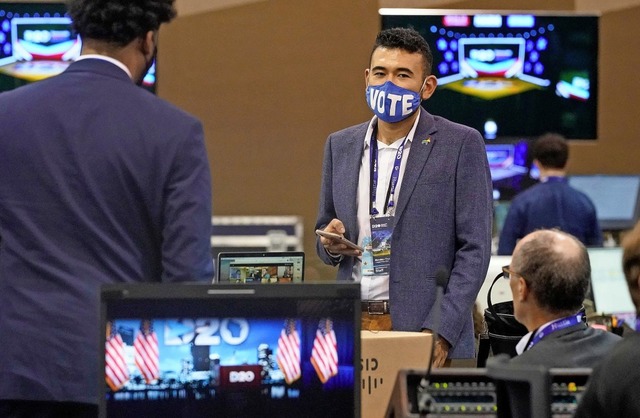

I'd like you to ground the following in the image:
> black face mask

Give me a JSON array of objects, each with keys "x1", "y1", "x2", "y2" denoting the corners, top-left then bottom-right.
[{"x1": 137, "y1": 46, "x2": 156, "y2": 86}]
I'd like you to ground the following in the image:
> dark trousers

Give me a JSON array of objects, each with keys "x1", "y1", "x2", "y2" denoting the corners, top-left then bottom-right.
[{"x1": 0, "y1": 400, "x2": 98, "y2": 418}]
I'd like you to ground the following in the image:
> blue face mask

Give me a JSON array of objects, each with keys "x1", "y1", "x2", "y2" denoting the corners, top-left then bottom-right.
[{"x1": 365, "y1": 80, "x2": 425, "y2": 123}]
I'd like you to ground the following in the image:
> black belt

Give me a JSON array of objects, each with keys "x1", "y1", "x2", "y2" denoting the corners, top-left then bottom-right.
[{"x1": 362, "y1": 300, "x2": 390, "y2": 315}]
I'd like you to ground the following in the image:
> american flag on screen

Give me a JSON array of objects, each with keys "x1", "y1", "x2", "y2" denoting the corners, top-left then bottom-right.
[
  {"x1": 276, "y1": 319, "x2": 301, "y2": 384},
  {"x1": 134, "y1": 319, "x2": 160, "y2": 384},
  {"x1": 310, "y1": 318, "x2": 338, "y2": 383},
  {"x1": 105, "y1": 321, "x2": 130, "y2": 392}
]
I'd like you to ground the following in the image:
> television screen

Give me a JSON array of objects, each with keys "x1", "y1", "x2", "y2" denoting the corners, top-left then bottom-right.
[
  {"x1": 486, "y1": 141, "x2": 539, "y2": 201},
  {"x1": 380, "y1": 9, "x2": 599, "y2": 140},
  {"x1": 0, "y1": 2, "x2": 156, "y2": 93},
  {"x1": 568, "y1": 175, "x2": 640, "y2": 231},
  {"x1": 100, "y1": 283, "x2": 360, "y2": 418},
  {"x1": 217, "y1": 251, "x2": 305, "y2": 283}
]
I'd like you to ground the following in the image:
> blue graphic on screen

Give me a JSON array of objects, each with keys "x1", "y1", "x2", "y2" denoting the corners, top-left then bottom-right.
[
  {"x1": 105, "y1": 317, "x2": 355, "y2": 402},
  {"x1": 382, "y1": 11, "x2": 598, "y2": 139},
  {"x1": 0, "y1": 3, "x2": 156, "y2": 93}
]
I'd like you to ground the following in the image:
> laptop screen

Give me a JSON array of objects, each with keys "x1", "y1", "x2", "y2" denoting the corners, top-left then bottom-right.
[
  {"x1": 216, "y1": 251, "x2": 305, "y2": 283},
  {"x1": 99, "y1": 283, "x2": 360, "y2": 418},
  {"x1": 588, "y1": 247, "x2": 635, "y2": 317}
]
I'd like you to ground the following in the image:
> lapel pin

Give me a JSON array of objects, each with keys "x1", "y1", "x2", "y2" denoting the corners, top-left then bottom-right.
[{"x1": 421, "y1": 137, "x2": 431, "y2": 145}]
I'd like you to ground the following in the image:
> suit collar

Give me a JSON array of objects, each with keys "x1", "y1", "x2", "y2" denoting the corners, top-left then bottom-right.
[
  {"x1": 392, "y1": 107, "x2": 437, "y2": 221},
  {"x1": 340, "y1": 109, "x2": 436, "y2": 233},
  {"x1": 75, "y1": 54, "x2": 132, "y2": 78},
  {"x1": 64, "y1": 58, "x2": 133, "y2": 84},
  {"x1": 339, "y1": 123, "x2": 368, "y2": 238},
  {"x1": 363, "y1": 110, "x2": 422, "y2": 148}
]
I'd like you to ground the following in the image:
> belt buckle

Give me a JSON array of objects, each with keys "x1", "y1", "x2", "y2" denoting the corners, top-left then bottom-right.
[{"x1": 367, "y1": 301, "x2": 385, "y2": 315}]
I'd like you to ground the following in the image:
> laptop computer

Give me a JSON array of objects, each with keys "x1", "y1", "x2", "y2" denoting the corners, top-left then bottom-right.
[
  {"x1": 99, "y1": 282, "x2": 361, "y2": 418},
  {"x1": 588, "y1": 247, "x2": 636, "y2": 320},
  {"x1": 216, "y1": 251, "x2": 305, "y2": 283}
]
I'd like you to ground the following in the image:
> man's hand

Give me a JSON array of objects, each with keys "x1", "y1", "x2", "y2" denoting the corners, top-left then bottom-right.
[
  {"x1": 422, "y1": 330, "x2": 451, "y2": 368},
  {"x1": 318, "y1": 218, "x2": 361, "y2": 256}
]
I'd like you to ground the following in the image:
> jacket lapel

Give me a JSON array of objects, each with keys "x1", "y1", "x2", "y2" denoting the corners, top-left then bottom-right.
[
  {"x1": 393, "y1": 109, "x2": 437, "y2": 223},
  {"x1": 337, "y1": 123, "x2": 367, "y2": 237}
]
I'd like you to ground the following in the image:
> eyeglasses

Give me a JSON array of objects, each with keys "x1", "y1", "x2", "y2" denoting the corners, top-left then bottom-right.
[{"x1": 502, "y1": 265, "x2": 521, "y2": 280}]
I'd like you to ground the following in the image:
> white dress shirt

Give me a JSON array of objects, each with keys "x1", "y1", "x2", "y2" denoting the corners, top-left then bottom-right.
[{"x1": 353, "y1": 110, "x2": 421, "y2": 301}]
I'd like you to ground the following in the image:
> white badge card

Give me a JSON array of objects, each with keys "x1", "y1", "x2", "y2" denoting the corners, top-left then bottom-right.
[{"x1": 370, "y1": 215, "x2": 393, "y2": 275}]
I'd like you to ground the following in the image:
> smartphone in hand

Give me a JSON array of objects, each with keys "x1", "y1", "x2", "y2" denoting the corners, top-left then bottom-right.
[{"x1": 315, "y1": 229, "x2": 364, "y2": 252}]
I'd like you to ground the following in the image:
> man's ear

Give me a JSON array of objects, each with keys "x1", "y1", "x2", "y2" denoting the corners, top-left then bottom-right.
[
  {"x1": 516, "y1": 276, "x2": 529, "y2": 302},
  {"x1": 140, "y1": 30, "x2": 155, "y2": 56},
  {"x1": 421, "y1": 75, "x2": 438, "y2": 100}
]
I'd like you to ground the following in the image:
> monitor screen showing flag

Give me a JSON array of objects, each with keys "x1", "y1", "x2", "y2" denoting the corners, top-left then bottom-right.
[{"x1": 99, "y1": 283, "x2": 360, "y2": 418}]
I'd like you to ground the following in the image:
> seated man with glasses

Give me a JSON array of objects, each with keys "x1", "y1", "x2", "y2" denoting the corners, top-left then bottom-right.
[{"x1": 505, "y1": 229, "x2": 621, "y2": 367}]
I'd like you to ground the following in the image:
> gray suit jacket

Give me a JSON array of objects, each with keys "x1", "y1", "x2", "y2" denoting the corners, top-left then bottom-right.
[
  {"x1": 315, "y1": 108, "x2": 492, "y2": 358},
  {"x1": 510, "y1": 322, "x2": 622, "y2": 368}
]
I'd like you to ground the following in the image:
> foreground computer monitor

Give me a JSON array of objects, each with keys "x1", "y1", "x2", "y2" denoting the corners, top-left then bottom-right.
[{"x1": 99, "y1": 282, "x2": 361, "y2": 418}]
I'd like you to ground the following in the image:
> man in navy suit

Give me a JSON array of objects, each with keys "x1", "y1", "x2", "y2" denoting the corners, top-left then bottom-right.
[
  {"x1": 498, "y1": 133, "x2": 603, "y2": 255},
  {"x1": 315, "y1": 28, "x2": 492, "y2": 366},
  {"x1": 0, "y1": 0, "x2": 213, "y2": 416},
  {"x1": 507, "y1": 229, "x2": 620, "y2": 367}
]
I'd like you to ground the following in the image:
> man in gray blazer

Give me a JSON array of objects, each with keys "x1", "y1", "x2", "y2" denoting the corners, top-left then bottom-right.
[
  {"x1": 0, "y1": 0, "x2": 213, "y2": 416},
  {"x1": 315, "y1": 28, "x2": 492, "y2": 366},
  {"x1": 506, "y1": 229, "x2": 620, "y2": 367}
]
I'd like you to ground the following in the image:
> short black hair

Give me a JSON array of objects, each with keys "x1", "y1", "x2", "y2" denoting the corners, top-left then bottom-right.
[
  {"x1": 67, "y1": 0, "x2": 176, "y2": 46},
  {"x1": 513, "y1": 230, "x2": 590, "y2": 315},
  {"x1": 532, "y1": 133, "x2": 569, "y2": 169},
  {"x1": 370, "y1": 27, "x2": 433, "y2": 77}
]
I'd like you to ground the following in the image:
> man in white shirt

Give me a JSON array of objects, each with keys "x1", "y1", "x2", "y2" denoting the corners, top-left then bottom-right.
[{"x1": 315, "y1": 27, "x2": 493, "y2": 367}]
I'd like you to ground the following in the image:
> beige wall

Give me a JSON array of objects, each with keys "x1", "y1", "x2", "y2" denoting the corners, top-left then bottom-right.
[{"x1": 158, "y1": 0, "x2": 640, "y2": 279}]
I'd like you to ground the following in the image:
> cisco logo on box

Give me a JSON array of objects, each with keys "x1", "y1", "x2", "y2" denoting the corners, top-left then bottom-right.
[
  {"x1": 361, "y1": 357, "x2": 384, "y2": 396},
  {"x1": 220, "y1": 365, "x2": 262, "y2": 389}
]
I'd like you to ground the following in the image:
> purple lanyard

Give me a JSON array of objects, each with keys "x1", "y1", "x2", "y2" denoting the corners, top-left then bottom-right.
[
  {"x1": 526, "y1": 313, "x2": 583, "y2": 351},
  {"x1": 369, "y1": 129, "x2": 408, "y2": 216}
]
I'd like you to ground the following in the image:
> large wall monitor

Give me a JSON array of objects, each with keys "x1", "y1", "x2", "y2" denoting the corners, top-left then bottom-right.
[
  {"x1": 0, "y1": 2, "x2": 156, "y2": 93},
  {"x1": 380, "y1": 9, "x2": 599, "y2": 140}
]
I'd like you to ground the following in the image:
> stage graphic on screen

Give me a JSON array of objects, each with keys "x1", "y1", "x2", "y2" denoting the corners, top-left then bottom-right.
[
  {"x1": 0, "y1": 3, "x2": 156, "y2": 93},
  {"x1": 382, "y1": 10, "x2": 599, "y2": 139},
  {"x1": 104, "y1": 317, "x2": 354, "y2": 406}
]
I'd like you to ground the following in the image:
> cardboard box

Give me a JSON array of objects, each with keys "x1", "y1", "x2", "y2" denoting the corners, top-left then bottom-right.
[{"x1": 361, "y1": 330, "x2": 432, "y2": 418}]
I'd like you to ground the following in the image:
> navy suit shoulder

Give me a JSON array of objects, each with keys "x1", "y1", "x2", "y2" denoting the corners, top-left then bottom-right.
[{"x1": 498, "y1": 179, "x2": 603, "y2": 255}]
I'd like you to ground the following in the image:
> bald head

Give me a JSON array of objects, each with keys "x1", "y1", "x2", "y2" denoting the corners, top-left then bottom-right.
[
  {"x1": 515, "y1": 230, "x2": 584, "y2": 262},
  {"x1": 512, "y1": 229, "x2": 590, "y2": 315}
]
